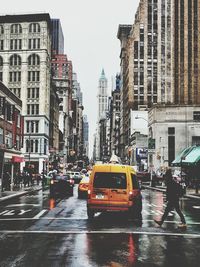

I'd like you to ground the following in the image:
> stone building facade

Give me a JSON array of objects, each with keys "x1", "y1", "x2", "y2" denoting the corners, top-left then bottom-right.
[{"x1": 0, "y1": 13, "x2": 52, "y2": 173}]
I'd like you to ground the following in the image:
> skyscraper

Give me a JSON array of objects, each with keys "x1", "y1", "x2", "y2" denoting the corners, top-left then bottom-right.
[
  {"x1": 51, "y1": 19, "x2": 64, "y2": 54},
  {"x1": 174, "y1": 0, "x2": 200, "y2": 105},
  {"x1": 97, "y1": 69, "x2": 108, "y2": 120}
]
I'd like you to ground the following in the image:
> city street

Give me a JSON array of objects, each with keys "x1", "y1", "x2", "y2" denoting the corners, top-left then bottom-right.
[{"x1": 0, "y1": 186, "x2": 199, "y2": 266}]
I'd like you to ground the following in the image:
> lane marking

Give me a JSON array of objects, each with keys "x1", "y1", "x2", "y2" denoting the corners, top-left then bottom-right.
[
  {"x1": 6, "y1": 204, "x2": 40, "y2": 207},
  {"x1": 33, "y1": 209, "x2": 47, "y2": 219},
  {"x1": 0, "y1": 230, "x2": 199, "y2": 238},
  {"x1": 0, "y1": 210, "x2": 9, "y2": 216},
  {"x1": 18, "y1": 209, "x2": 32, "y2": 216},
  {"x1": 0, "y1": 217, "x2": 199, "y2": 225}
]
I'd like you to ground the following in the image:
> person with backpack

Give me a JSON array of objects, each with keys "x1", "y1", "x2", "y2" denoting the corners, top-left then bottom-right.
[{"x1": 154, "y1": 168, "x2": 187, "y2": 228}]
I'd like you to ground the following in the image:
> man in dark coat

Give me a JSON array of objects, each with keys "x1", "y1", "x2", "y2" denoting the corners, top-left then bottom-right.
[{"x1": 154, "y1": 168, "x2": 187, "y2": 228}]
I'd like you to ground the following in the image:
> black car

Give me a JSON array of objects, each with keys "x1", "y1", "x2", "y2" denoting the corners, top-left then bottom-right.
[{"x1": 50, "y1": 174, "x2": 74, "y2": 197}]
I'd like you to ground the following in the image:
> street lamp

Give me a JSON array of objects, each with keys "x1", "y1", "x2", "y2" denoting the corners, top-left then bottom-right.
[{"x1": 135, "y1": 115, "x2": 148, "y2": 123}]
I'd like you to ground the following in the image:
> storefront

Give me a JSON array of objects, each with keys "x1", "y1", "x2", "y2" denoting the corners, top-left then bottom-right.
[{"x1": 0, "y1": 148, "x2": 24, "y2": 191}]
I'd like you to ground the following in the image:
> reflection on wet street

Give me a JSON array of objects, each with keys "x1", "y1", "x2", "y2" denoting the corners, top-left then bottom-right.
[{"x1": 0, "y1": 186, "x2": 200, "y2": 266}]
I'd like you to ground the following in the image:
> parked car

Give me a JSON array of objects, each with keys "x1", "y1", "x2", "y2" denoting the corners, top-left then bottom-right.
[
  {"x1": 87, "y1": 163, "x2": 142, "y2": 219},
  {"x1": 78, "y1": 174, "x2": 90, "y2": 199},
  {"x1": 50, "y1": 174, "x2": 74, "y2": 197}
]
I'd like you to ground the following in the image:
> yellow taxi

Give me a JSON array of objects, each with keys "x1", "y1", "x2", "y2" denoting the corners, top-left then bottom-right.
[
  {"x1": 78, "y1": 174, "x2": 90, "y2": 198},
  {"x1": 87, "y1": 162, "x2": 142, "y2": 219}
]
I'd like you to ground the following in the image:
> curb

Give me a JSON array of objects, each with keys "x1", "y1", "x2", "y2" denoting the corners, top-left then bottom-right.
[
  {"x1": 0, "y1": 186, "x2": 43, "y2": 203},
  {"x1": 143, "y1": 185, "x2": 200, "y2": 201}
]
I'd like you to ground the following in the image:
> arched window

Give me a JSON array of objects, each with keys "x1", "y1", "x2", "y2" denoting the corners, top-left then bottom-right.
[
  {"x1": 28, "y1": 54, "x2": 40, "y2": 65},
  {"x1": 11, "y1": 24, "x2": 22, "y2": 34},
  {"x1": 0, "y1": 25, "x2": 4, "y2": 34},
  {"x1": 29, "y1": 23, "x2": 40, "y2": 33},
  {"x1": 0, "y1": 56, "x2": 3, "y2": 66},
  {"x1": 10, "y1": 54, "x2": 21, "y2": 66}
]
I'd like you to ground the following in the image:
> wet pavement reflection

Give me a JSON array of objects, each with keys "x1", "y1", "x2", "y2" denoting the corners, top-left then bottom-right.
[{"x1": 0, "y1": 186, "x2": 199, "y2": 266}]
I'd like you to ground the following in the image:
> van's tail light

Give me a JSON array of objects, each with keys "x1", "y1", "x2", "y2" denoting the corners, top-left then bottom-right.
[
  {"x1": 129, "y1": 190, "x2": 139, "y2": 200},
  {"x1": 50, "y1": 180, "x2": 54, "y2": 185},
  {"x1": 87, "y1": 189, "x2": 91, "y2": 199}
]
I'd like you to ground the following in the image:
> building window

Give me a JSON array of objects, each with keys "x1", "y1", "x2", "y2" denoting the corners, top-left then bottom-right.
[
  {"x1": 168, "y1": 127, "x2": 175, "y2": 135},
  {"x1": 0, "y1": 25, "x2": 4, "y2": 34},
  {"x1": 9, "y1": 72, "x2": 21, "y2": 82},
  {"x1": 168, "y1": 135, "x2": 175, "y2": 165},
  {"x1": 26, "y1": 139, "x2": 39, "y2": 153},
  {"x1": 193, "y1": 111, "x2": 200, "y2": 121},
  {"x1": 26, "y1": 120, "x2": 39, "y2": 133},
  {"x1": 192, "y1": 136, "x2": 200, "y2": 146},
  {"x1": 28, "y1": 54, "x2": 40, "y2": 65},
  {"x1": 29, "y1": 23, "x2": 40, "y2": 33},
  {"x1": 28, "y1": 39, "x2": 40, "y2": 49},
  {"x1": 28, "y1": 71, "x2": 40, "y2": 82},
  {"x1": 10, "y1": 54, "x2": 21, "y2": 66},
  {"x1": 27, "y1": 104, "x2": 39, "y2": 115},
  {"x1": 10, "y1": 39, "x2": 22, "y2": 50},
  {"x1": 0, "y1": 72, "x2": 2, "y2": 81},
  {"x1": 0, "y1": 40, "x2": 3, "y2": 50},
  {"x1": 11, "y1": 24, "x2": 22, "y2": 34},
  {"x1": 27, "y1": 88, "x2": 39, "y2": 99},
  {"x1": 134, "y1": 41, "x2": 138, "y2": 59},
  {"x1": 0, "y1": 56, "x2": 3, "y2": 66}
]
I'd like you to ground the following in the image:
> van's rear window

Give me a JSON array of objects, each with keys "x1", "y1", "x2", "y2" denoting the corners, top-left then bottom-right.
[{"x1": 93, "y1": 172, "x2": 127, "y2": 189}]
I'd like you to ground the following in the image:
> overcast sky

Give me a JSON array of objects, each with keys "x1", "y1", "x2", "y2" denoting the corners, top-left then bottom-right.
[{"x1": 1, "y1": 0, "x2": 140, "y2": 157}]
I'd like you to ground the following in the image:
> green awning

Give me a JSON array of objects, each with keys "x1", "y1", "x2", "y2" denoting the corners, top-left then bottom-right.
[
  {"x1": 182, "y1": 146, "x2": 200, "y2": 165},
  {"x1": 172, "y1": 146, "x2": 195, "y2": 166},
  {"x1": 172, "y1": 146, "x2": 200, "y2": 166}
]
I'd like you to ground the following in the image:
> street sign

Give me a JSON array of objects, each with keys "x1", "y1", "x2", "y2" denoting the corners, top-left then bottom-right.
[{"x1": 148, "y1": 149, "x2": 155, "y2": 154}]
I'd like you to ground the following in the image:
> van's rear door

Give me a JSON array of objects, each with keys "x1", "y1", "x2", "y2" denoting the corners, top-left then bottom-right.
[
  {"x1": 91, "y1": 171, "x2": 129, "y2": 207},
  {"x1": 109, "y1": 172, "x2": 129, "y2": 207}
]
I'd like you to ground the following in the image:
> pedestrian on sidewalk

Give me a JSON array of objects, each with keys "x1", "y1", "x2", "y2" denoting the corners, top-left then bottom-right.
[{"x1": 154, "y1": 168, "x2": 187, "y2": 229}]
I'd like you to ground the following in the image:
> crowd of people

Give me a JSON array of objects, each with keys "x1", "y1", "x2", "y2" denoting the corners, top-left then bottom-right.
[{"x1": 2, "y1": 169, "x2": 42, "y2": 191}]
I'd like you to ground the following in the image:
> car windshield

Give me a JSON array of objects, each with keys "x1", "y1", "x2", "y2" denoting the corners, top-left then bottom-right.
[
  {"x1": 55, "y1": 175, "x2": 70, "y2": 180},
  {"x1": 93, "y1": 172, "x2": 127, "y2": 189}
]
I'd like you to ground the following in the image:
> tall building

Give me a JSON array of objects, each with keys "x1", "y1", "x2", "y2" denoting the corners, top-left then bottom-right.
[
  {"x1": 122, "y1": 0, "x2": 200, "y2": 169},
  {"x1": 117, "y1": 25, "x2": 132, "y2": 160},
  {"x1": 95, "y1": 69, "x2": 108, "y2": 160},
  {"x1": 83, "y1": 115, "x2": 89, "y2": 157},
  {"x1": 97, "y1": 69, "x2": 108, "y2": 120},
  {"x1": 0, "y1": 13, "x2": 52, "y2": 173},
  {"x1": 51, "y1": 19, "x2": 64, "y2": 54},
  {"x1": 51, "y1": 54, "x2": 73, "y2": 163},
  {"x1": 109, "y1": 74, "x2": 121, "y2": 156},
  {"x1": 174, "y1": 0, "x2": 200, "y2": 105}
]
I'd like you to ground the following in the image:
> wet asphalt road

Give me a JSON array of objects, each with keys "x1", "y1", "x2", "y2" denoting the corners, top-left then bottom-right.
[{"x1": 0, "y1": 186, "x2": 200, "y2": 267}]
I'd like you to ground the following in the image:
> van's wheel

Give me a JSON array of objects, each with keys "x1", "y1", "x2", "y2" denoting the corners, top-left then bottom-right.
[{"x1": 87, "y1": 208, "x2": 95, "y2": 219}]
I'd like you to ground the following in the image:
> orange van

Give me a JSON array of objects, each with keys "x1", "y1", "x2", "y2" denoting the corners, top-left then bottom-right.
[{"x1": 87, "y1": 163, "x2": 142, "y2": 219}]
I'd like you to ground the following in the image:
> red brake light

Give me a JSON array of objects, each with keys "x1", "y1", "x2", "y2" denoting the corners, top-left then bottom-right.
[
  {"x1": 50, "y1": 180, "x2": 54, "y2": 185},
  {"x1": 129, "y1": 190, "x2": 139, "y2": 200}
]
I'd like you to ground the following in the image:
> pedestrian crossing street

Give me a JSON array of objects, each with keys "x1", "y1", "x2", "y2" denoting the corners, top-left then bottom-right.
[{"x1": 0, "y1": 202, "x2": 185, "y2": 219}]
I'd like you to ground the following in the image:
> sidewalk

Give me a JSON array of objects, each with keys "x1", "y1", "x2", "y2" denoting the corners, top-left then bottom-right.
[
  {"x1": 0, "y1": 184, "x2": 44, "y2": 203},
  {"x1": 144, "y1": 184, "x2": 200, "y2": 201}
]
